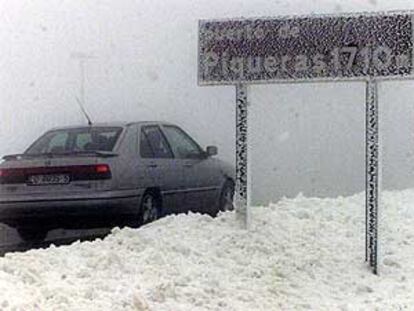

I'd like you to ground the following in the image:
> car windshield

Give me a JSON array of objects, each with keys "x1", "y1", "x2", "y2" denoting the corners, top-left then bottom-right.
[{"x1": 25, "y1": 127, "x2": 123, "y2": 155}]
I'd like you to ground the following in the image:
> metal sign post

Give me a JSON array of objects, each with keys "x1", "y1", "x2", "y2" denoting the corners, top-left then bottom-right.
[
  {"x1": 198, "y1": 11, "x2": 413, "y2": 275},
  {"x1": 235, "y1": 84, "x2": 249, "y2": 228},
  {"x1": 366, "y1": 79, "x2": 380, "y2": 274}
]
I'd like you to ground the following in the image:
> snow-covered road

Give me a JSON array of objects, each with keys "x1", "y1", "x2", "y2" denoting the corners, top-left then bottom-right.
[{"x1": 0, "y1": 190, "x2": 413, "y2": 310}]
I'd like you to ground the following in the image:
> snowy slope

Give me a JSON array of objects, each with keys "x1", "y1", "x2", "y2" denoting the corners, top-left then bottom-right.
[{"x1": 0, "y1": 190, "x2": 413, "y2": 310}]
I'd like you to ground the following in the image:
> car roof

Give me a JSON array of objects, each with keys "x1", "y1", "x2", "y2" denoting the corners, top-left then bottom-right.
[{"x1": 47, "y1": 121, "x2": 176, "y2": 131}]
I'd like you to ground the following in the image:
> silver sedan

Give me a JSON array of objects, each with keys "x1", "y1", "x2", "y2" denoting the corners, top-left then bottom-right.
[{"x1": 0, "y1": 122, "x2": 235, "y2": 242}]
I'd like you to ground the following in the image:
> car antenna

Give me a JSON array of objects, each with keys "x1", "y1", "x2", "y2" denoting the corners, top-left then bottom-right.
[{"x1": 76, "y1": 96, "x2": 93, "y2": 126}]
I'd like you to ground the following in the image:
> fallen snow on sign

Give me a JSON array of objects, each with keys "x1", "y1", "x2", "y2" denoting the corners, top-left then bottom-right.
[{"x1": 1, "y1": 190, "x2": 414, "y2": 311}]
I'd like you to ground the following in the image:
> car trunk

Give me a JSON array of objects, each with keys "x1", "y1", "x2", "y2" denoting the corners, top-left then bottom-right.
[{"x1": 0, "y1": 154, "x2": 115, "y2": 199}]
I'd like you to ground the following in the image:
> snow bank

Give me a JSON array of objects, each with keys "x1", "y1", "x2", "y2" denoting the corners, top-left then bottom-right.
[{"x1": 0, "y1": 190, "x2": 414, "y2": 310}]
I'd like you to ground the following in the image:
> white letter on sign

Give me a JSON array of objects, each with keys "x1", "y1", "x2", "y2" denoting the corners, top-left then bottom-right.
[
  {"x1": 229, "y1": 57, "x2": 245, "y2": 78},
  {"x1": 294, "y1": 55, "x2": 309, "y2": 72},
  {"x1": 203, "y1": 52, "x2": 219, "y2": 76},
  {"x1": 373, "y1": 46, "x2": 393, "y2": 70},
  {"x1": 313, "y1": 53, "x2": 327, "y2": 74},
  {"x1": 264, "y1": 56, "x2": 279, "y2": 73},
  {"x1": 247, "y1": 56, "x2": 262, "y2": 74}
]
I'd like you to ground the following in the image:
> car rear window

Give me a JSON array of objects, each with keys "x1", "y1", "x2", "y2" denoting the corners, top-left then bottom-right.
[{"x1": 25, "y1": 127, "x2": 123, "y2": 154}]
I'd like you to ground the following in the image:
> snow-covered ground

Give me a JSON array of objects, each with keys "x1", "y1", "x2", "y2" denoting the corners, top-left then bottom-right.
[{"x1": 0, "y1": 190, "x2": 413, "y2": 311}]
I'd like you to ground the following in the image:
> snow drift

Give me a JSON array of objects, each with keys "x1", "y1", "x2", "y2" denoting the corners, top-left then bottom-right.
[{"x1": 0, "y1": 190, "x2": 413, "y2": 310}]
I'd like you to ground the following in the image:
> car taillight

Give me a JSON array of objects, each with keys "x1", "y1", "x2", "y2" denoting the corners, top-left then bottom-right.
[
  {"x1": 0, "y1": 168, "x2": 25, "y2": 184},
  {"x1": 0, "y1": 169, "x2": 20, "y2": 177},
  {"x1": 95, "y1": 164, "x2": 110, "y2": 174}
]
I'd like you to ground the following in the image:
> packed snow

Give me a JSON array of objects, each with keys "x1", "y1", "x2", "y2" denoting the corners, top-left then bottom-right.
[{"x1": 0, "y1": 190, "x2": 414, "y2": 310}]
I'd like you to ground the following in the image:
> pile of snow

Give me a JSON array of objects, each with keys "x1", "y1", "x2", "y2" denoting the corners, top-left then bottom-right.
[{"x1": 0, "y1": 190, "x2": 414, "y2": 310}]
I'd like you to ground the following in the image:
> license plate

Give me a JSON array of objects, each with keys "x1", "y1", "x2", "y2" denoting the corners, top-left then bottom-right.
[{"x1": 27, "y1": 174, "x2": 70, "y2": 185}]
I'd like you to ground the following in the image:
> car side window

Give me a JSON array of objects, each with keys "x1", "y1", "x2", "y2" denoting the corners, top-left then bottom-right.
[
  {"x1": 140, "y1": 126, "x2": 173, "y2": 158},
  {"x1": 162, "y1": 126, "x2": 203, "y2": 159},
  {"x1": 140, "y1": 130, "x2": 154, "y2": 158}
]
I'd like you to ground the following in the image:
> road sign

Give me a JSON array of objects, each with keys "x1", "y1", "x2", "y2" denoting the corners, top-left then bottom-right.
[
  {"x1": 198, "y1": 11, "x2": 413, "y2": 275},
  {"x1": 199, "y1": 13, "x2": 413, "y2": 84}
]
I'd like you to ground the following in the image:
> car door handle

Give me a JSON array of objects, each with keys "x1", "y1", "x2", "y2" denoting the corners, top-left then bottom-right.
[
  {"x1": 184, "y1": 162, "x2": 193, "y2": 168},
  {"x1": 147, "y1": 163, "x2": 158, "y2": 168}
]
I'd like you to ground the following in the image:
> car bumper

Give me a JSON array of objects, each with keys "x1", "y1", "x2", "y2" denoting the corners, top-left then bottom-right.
[{"x1": 0, "y1": 189, "x2": 143, "y2": 225}]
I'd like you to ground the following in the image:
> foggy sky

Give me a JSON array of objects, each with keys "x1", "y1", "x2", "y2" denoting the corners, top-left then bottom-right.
[{"x1": 1, "y1": 0, "x2": 414, "y2": 204}]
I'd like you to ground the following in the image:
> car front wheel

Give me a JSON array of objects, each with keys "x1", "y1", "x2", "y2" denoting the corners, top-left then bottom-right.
[{"x1": 219, "y1": 180, "x2": 235, "y2": 212}]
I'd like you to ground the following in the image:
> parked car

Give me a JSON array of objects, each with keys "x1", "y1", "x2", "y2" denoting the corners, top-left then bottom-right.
[{"x1": 0, "y1": 122, "x2": 235, "y2": 242}]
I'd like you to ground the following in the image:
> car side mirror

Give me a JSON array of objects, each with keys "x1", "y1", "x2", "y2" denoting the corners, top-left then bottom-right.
[{"x1": 206, "y1": 146, "x2": 218, "y2": 157}]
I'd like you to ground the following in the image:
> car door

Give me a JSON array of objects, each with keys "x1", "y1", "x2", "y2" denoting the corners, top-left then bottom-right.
[
  {"x1": 160, "y1": 125, "x2": 222, "y2": 214},
  {"x1": 138, "y1": 125, "x2": 184, "y2": 215}
]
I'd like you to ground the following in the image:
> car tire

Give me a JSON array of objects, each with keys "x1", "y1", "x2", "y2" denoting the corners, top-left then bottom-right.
[
  {"x1": 219, "y1": 180, "x2": 235, "y2": 212},
  {"x1": 17, "y1": 227, "x2": 48, "y2": 243},
  {"x1": 139, "y1": 192, "x2": 160, "y2": 225}
]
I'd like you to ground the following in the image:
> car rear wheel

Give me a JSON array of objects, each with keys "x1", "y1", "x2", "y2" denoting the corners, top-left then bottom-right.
[
  {"x1": 17, "y1": 227, "x2": 48, "y2": 243},
  {"x1": 139, "y1": 192, "x2": 160, "y2": 225},
  {"x1": 219, "y1": 180, "x2": 235, "y2": 212}
]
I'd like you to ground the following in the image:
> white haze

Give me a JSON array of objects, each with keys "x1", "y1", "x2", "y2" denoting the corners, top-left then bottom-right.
[{"x1": 1, "y1": 0, "x2": 414, "y2": 204}]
